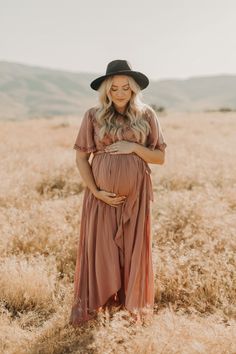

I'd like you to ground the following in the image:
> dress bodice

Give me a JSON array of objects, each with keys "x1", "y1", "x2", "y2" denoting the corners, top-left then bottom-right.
[
  {"x1": 73, "y1": 106, "x2": 167, "y2": 154},
  {"x1": 91, "y1": 108, "x2": 144, "y2": 152}
]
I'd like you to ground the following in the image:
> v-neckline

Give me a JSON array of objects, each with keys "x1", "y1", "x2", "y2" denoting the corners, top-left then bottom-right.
[
  {"x1": 115, "y1": 110, "x2": 126, "y2": 117},
  {"x1": 112, "y1": 104, "x2": 128, "y2": 117}
]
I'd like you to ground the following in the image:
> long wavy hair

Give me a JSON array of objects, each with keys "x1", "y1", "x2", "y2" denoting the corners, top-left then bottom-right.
[{"x1": 94, "y1": 75, "x2": 152, "y2": 144}]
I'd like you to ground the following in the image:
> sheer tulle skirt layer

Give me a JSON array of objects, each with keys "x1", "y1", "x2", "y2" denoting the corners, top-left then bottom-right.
[{"x1": 69, "y1": 152, "x2": 155, "y2": 326}]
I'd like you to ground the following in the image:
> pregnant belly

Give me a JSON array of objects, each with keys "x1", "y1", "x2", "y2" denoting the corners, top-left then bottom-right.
[{"x1": 91, "y1": 152, "x2": 147, "y2": 197}]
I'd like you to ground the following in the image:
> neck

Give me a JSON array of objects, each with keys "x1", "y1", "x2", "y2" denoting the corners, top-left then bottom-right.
[{"x1": 112, "y1": 103, "x2": 127, "y2": 116}]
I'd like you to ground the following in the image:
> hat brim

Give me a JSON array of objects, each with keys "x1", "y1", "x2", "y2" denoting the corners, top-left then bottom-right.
[{"x1": 90, "y1": 70, "x2": 149, "y2": 91}]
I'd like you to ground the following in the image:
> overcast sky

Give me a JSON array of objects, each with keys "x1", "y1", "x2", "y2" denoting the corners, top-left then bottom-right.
[{"x1": 0, "y1": 0, "x2": 235, "y2": 80}]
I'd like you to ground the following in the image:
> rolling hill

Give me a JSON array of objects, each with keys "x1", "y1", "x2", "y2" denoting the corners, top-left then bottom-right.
[{"x1": 0, "y1": 60, "x2": 235, "y2": 120}]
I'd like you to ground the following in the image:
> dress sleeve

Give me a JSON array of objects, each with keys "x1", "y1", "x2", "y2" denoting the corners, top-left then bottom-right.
[
  {"x1": 73, "y1": 108, "x2": 97, "y2": 153},
  {"x1": 145, "y1": 108, "x2": 167, "y2": 152}
]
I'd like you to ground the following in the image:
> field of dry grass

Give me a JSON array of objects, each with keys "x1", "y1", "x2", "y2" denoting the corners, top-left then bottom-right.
[{"x1": 0, "y1": 111, "x2": 236, "y2": 354}]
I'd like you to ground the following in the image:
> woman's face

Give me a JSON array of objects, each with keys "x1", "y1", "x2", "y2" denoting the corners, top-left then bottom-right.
[{"x1": 110, "y1": 75, "x2": 132, "y2": 110}]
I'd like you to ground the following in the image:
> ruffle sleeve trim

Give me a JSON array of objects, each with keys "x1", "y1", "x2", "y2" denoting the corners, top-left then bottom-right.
[
  {"x1": 73, "y1": 143, "x2": 97, "y2": 153},
  {"x1": 148, "y1": 142, "x2": 167, "y2": 152}
]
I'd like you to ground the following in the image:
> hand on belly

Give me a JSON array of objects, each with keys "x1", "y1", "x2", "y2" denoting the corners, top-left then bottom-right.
[
  {"x1": 105, "y1": 140, "x2": 135, "y2": 154},
  {"x1": 94, "y1": 189, "x2": 127, "y2": 208}
]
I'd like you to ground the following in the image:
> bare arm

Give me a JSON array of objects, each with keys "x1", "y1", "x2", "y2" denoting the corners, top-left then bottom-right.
[
  {"x1": 133, "y1": 143, "x2": 165, "y2": 165},
  {"x1": 75, "y1": 150, "x2": 99, "y2": 196}
]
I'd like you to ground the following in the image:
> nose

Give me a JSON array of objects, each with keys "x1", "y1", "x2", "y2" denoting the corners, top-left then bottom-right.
[{"x1": 116, "y1": 91, "x2": 125, "y2": 98}]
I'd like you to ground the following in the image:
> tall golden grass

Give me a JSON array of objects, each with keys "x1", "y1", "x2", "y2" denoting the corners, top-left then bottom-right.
[{"x1": 0, "y1": 112, "x2": 235, "y2": 354}]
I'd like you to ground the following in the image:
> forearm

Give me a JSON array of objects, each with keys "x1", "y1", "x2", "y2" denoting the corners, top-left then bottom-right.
[
  {"x1": 133, "y1": 143, "x2": 165, "y2": 164},
  {"x1": 76, "y1": 158, "x2": 99, "y2": 196}
]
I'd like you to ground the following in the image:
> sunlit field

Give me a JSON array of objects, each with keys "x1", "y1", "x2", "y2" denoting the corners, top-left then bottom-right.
[{"x1": 0, "y1": 111, "x2": 236, "y2": 354}]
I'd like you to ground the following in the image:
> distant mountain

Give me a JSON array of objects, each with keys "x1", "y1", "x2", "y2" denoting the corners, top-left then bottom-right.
[
  {"x1": 146, "y1": 75, "x2": 236, "y2": 112},
  {"x1": 0, "y1": 61, "x2": 235, "y2": 120}
]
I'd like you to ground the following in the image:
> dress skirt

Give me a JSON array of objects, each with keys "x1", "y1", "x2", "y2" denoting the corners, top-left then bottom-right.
[{"x1": 69, "y1": 151, "x2": 155, "y2": 326}]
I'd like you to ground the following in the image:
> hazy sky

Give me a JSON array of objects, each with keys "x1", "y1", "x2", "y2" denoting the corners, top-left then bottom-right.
[{"x1": 1, "y1": 0, "x2": 235, "y2": 80}]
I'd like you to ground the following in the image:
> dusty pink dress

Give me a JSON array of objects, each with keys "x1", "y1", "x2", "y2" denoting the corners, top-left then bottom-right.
[{"x1": 69, "y1": 106, "x2": 167, "y2": 326}]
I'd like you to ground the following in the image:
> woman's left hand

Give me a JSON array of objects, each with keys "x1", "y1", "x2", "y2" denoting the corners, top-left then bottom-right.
[{"x1": 105, "y1": 141, "x2": 136, "y2": 154}]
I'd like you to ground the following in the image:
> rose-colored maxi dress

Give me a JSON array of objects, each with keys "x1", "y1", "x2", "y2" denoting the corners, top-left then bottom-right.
[{"x1": 69, "y1": 106, "x2": 167, "y2": 326}]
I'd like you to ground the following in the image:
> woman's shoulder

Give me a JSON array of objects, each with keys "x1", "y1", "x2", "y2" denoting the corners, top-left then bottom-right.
[
  {"x1": 88, "y1": 106, "x2": 99, "y2": 113},
  {"x1": 83, "y1": 106, "x2": 99, "y2": 123},
  {"x1": 141, "y1": 104, "x2": 157, "y2": 122}
]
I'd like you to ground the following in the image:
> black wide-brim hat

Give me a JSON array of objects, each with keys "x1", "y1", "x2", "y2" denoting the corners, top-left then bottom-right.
[{"x1": 90, "y1": 59, "x2": 149, "y2": 91}]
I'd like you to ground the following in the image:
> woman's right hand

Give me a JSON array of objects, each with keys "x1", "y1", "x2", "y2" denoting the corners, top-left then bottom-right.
[{"x1": 93, "y1": 189, "x2": 127, "y2": 207}]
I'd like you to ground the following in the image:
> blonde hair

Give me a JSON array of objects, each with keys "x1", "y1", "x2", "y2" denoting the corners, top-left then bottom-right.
[{"x1": 94, "y1": 75, "x2": 152, "y2": 144}]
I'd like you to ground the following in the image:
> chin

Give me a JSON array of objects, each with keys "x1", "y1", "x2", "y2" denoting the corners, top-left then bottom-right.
[{"x1": 116, "y1": 101, "x2": 127, "y2": 105}]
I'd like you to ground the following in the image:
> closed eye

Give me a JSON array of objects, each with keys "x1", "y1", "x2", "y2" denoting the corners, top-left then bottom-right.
[{"x1": 111, "y1": 87, "x2": 130, "y2": 91}]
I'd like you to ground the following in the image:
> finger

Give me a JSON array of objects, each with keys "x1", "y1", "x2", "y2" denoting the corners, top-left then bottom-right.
[
  {"x1": 105, "y1": 200, "x2": 115, "y2": 206},
  {"x1": 112, "y1": 196, "x2": 126, "y2": 201},
  {"x1": 108, "y1": 200, "x2": 122, "y2": 205},
  {"x1": 112, "y1": 203, "x2": 123, "y2": 207},
  {"x1": 108, "y1": 199, "x2": 124, "y2": 205},
  {"x1": 113, "y1": 200, "x2": 125, "y2": 205}
]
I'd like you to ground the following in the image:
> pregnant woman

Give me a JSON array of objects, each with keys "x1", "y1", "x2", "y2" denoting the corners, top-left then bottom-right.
[{"x1": 69, "y1": 59, "x2": 167, "y2": 327}]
